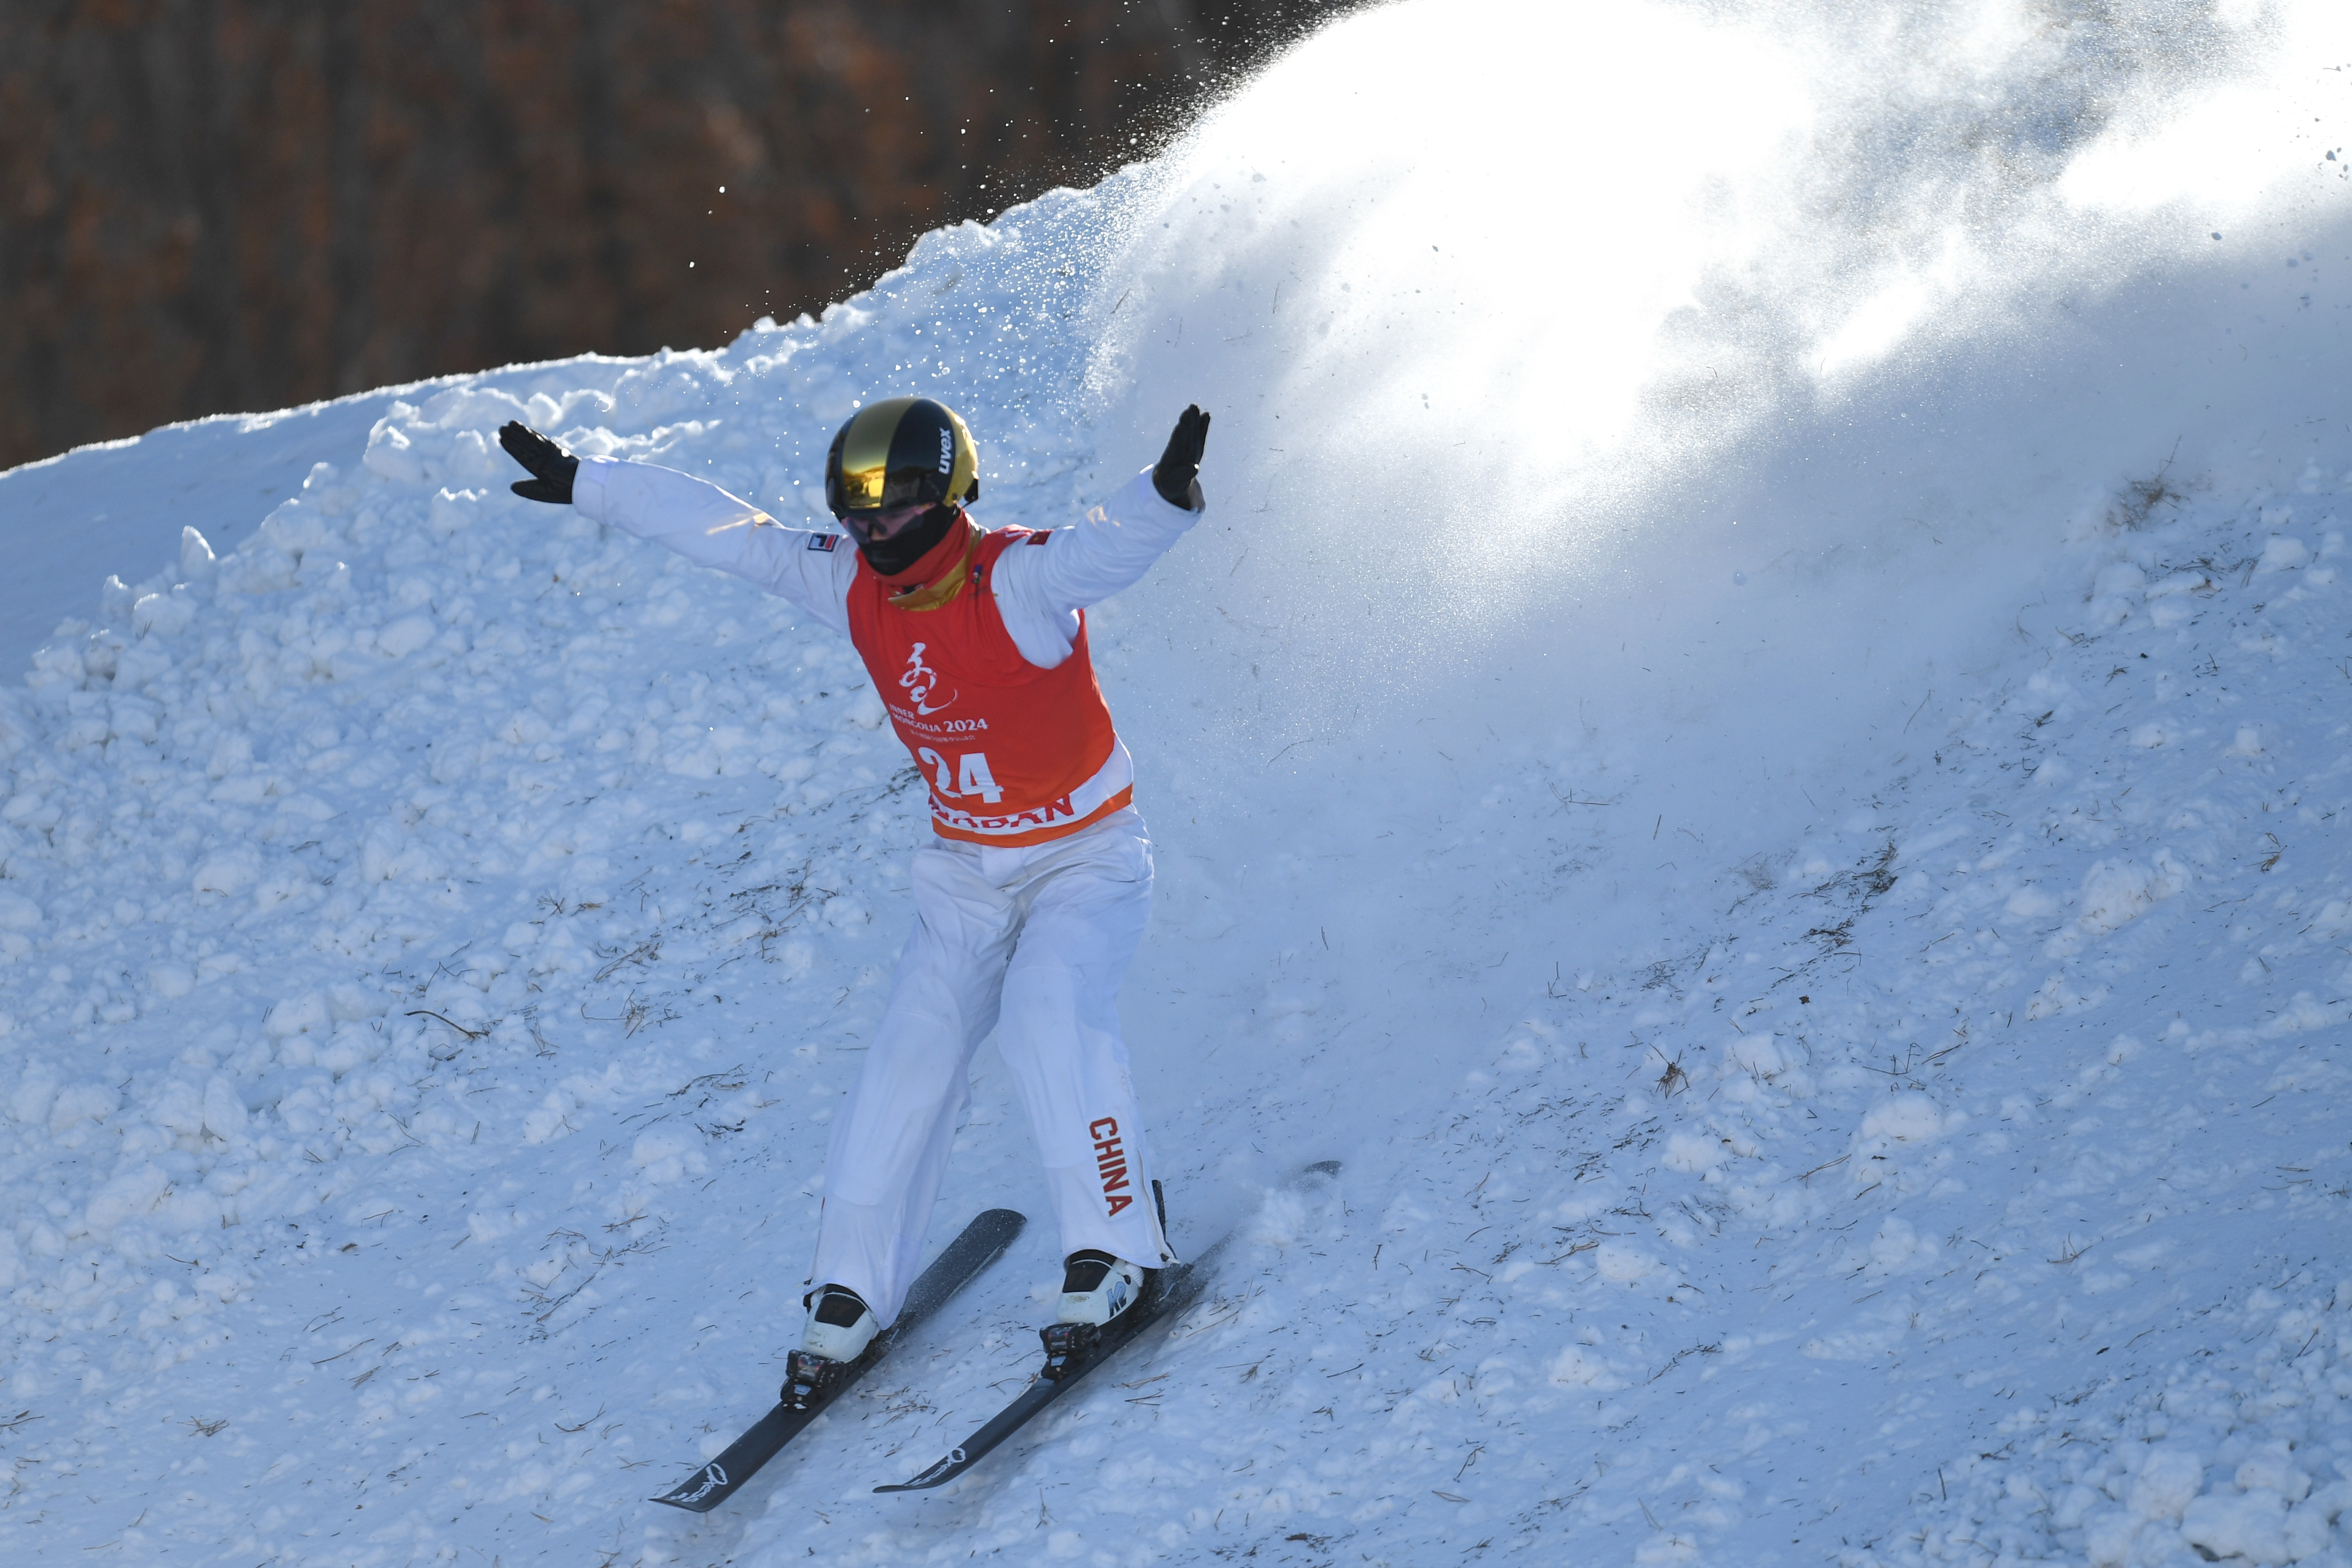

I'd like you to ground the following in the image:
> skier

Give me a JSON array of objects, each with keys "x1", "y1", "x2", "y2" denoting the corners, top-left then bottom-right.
[{"x1": 498, "y1": 397, "x2": 1210, "y2": 1396}]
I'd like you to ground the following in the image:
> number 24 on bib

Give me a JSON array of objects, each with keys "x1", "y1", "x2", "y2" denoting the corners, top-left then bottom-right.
[{"x1": 916, "y1": 747, "x2": 1003, "y2": 803}]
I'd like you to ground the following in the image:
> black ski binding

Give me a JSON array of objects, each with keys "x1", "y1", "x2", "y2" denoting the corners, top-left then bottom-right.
[
  {"x1": 1038, "y1": 1320, "x2": 1096, "y2": 1380},
  {"x1": 781, "y1": 1348, "x2": 855, "y2": 1410}
]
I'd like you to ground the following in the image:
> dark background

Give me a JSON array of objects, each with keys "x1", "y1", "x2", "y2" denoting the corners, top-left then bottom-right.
[{"x1": 1, "y1": 0, "x2": 1342, "y2": 472}]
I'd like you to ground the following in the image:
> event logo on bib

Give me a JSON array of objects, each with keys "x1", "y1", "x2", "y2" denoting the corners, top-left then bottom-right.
[{"x1": 898, "y1": 641, "x2": 958, "y2": 716}]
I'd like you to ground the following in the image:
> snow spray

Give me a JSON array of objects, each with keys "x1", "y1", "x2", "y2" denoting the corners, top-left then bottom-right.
[{"x1": 1065, "y1": 0, "x2": 2352, "y2": 859}]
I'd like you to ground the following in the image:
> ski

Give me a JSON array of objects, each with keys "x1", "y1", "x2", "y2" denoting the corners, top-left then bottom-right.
[
  {"x1": 649, "y1": 1206, "x2": 1026, "y2": 1513},
  {"x1": 875, "y1": 1161, "x2": 1339, "y2": 1494}
]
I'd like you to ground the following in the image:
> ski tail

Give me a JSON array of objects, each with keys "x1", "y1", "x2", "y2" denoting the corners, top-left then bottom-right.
[{"x1": 650, "y1": 1206, "x2": 1024, "y2": 1513}]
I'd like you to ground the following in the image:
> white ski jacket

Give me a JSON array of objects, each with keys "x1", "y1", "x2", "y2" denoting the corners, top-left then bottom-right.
[{"x1": 569, "y1": 457, "x2": 1203, "y2": 668}]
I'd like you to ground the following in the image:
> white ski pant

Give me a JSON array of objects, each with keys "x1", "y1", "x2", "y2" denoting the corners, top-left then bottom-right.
[{"x1": 808, "y1": 808, "x2": 1173, "y2": 1326}]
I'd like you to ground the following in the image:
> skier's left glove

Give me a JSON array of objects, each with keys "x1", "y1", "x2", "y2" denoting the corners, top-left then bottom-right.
[
  {"x1": 498, "y1": 421, "x2": 578, "y2": 505},
  {"x1": 1152, "y1": 404, "x2": 1210, "y2": 511}
]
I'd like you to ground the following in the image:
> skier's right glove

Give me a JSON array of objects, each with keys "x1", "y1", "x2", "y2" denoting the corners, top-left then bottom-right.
[
  {"x1": 498, "y1": 420, "x2": 578, "y2": 505},
  {"x1": 1152, "y1": 404, "x2": 1210, "y2": 511}
]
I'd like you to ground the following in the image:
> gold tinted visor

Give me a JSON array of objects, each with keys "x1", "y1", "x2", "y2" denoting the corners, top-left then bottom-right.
[{"x1": 833, "y1": 400, "x2": 907, "y2": 512}]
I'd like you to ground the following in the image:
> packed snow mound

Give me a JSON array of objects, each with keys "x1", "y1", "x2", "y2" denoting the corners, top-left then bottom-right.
[
  {"x1": 3, "y1": 1, "x2": 2352, "y2": 1565},
  {"x1": 1911, "y1": 1280, "x2": 2352, "y2": 1568}
]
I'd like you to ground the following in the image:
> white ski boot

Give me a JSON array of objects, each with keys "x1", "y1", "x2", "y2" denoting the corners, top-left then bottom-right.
[
  {"x1": 1041, "y1": 1250, "x2": 1154, "y2": 1380},
  {"x1": 800, "y1": 1283, "x2": 879, "y2": 1358},
  {"x1": 783, "y1": 1284, "x2": 878, "y2": 1408},
  {"x1": 1056, "y1": 1250, "x2": 1148, "y2": 1327}
]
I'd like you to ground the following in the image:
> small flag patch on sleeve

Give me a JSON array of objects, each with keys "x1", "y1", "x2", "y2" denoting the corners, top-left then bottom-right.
[{"x1": 808, "y1": 533, "x2": 841, "y2": 552}]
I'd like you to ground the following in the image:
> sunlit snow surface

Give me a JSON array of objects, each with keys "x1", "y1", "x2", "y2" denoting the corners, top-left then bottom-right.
[{"x1": 2, "y1": 2, "x2": 2351, "y2": 1565}]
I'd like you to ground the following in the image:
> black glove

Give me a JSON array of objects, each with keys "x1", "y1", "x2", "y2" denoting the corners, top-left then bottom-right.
[
  {"x1": 499, "y1": 420, "x2": 578, "y2": 505},
  {"x1": 1152, "y1": 404, "x2": 1210, "y2": 510}
]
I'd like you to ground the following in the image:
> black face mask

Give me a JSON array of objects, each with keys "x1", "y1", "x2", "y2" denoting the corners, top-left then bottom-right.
[{"x1": 854, "y1": 503, "x2": 959, "y2": 575}]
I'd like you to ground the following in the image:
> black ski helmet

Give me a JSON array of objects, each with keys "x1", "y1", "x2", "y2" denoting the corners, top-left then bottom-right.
[{"x1": 824, "y1": 397, "x2": 980, "y2": 522}]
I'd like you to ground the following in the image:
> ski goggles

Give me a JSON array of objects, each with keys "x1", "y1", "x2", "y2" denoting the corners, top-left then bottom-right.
[{"x1": 835, "y1": 501, "x2": 933, "y2": 543}]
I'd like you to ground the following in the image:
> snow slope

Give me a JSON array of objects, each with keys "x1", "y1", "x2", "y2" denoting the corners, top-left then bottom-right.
[
  {"x1": 0, "y1": 378, "x2": 510, "y2": 680},
  {"x1": 2, "y1": 2, "x2": 2350, "y2": 1565}
]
